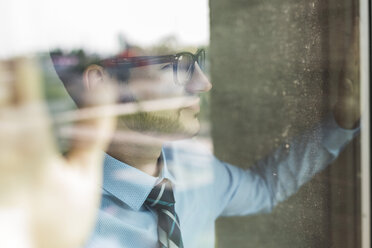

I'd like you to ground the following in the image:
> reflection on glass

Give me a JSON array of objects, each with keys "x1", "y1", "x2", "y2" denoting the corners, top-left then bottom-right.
[{"x1": 0, "y1": 0, "x2": 365, "y2": 248}]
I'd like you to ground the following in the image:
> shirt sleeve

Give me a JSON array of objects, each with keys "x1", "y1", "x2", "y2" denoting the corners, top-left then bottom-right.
[{"x1": 212, "y1": 114, "x2": 359, "y2": 217}]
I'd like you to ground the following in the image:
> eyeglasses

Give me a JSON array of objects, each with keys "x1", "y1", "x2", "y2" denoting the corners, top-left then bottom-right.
[{"x1": 100, "y1": 49, "x2": 206, "y2": 86}]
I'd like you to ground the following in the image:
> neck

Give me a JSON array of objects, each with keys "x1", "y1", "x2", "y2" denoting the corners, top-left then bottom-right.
[{"x1": 107, "y1": 129, "x2": 165, "y2": 177}]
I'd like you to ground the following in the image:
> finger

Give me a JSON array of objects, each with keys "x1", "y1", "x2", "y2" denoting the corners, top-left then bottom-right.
[
  {"x1": 66, "y1": 82, "x2": 117, "y2": 170},
  {"x1": 5, "y1": 57, "x2": 55, "y2": 147},
  {"x1": 339, "y1": 18, "x2": 360, "y2": 93},
  {"x1": 345, "y1": 17, "x2": 360, "y2": 76},
  {"x1": 0, "y1": 61, "x2": 13, "y2": 107},
  {"x1": 9, "y1": 57, "x2": 44, "y2": 105},
  {"x1": 0, "y1": 57, "x2": 57, "y2": 185}
]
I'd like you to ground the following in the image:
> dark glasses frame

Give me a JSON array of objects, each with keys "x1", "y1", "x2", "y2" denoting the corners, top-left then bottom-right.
[{"x1": 99, "y1": 49, "x2": 205, "y2": 85}]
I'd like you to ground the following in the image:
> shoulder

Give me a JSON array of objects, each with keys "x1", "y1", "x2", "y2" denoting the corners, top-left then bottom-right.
[
  {"x1": 163, "y1": 138, "x2": 213, "y2": 156},
  {"x1": 162, "y1": 139, "x2": 218, "y2": 189}
]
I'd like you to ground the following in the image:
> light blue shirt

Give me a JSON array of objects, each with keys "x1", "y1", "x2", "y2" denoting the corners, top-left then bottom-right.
[{"x1": 86, "y1": 115, "x2": 358, "y2": 248}]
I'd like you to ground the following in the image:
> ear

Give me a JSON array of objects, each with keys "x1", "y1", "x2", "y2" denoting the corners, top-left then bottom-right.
[{"x1": 83, "y1": 64, "x2": 106, "y2": 90}]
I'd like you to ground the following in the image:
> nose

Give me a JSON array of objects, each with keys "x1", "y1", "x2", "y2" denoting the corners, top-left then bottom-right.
[{"x1": 184, "y1": 62, "x2": 212, "y2": 94}]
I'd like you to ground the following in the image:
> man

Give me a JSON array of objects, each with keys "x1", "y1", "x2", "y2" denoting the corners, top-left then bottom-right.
[
  {"x1": 48, "y1": 18, "x2": 360, "y2": 247},
  {"x1": 0, "y1": 10, "x2": 360, "y2": 248}
]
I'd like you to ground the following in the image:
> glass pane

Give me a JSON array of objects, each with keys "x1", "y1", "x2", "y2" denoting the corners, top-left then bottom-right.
[
  {"x1": 0, "y1": 0, "x2": 368, "y2": 248},
  {"x1": 210, "y1": 1, "x2": 365, "y2": 248}
]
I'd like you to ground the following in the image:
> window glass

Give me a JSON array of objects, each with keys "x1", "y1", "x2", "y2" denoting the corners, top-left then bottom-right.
[{"x1": 0, "y1": 1, "x2": 366, "y2": 248}]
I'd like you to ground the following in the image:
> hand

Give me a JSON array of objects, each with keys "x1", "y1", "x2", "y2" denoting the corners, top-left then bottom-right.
[
  {"x1": 333, "y1": 18, "x2": 360, "y2": 129},
  {"x1": 0, "y1": 57, "x2": 116, "y2": 248}
]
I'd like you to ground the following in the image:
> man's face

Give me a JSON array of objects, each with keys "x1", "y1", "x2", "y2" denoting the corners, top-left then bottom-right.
[{"x1": 111, "y1": 51, "x2": 212, "y2": 141}]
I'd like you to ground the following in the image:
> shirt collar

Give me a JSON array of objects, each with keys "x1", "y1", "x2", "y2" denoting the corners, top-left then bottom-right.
[
  {"x1": 158, "y1": 148, "x2": 175, "y2": 182},
  {"x1": 103, "y1": 148, "x2": 175, "y2": 211}
]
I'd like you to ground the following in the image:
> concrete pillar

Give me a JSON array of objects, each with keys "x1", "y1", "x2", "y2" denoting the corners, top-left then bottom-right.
[{"x1": 209, "y1": 0, "x2": 360, "y2": 247}]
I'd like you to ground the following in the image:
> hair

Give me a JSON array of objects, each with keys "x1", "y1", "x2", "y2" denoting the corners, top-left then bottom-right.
[{"x1": 50, "y1": 49, "x2": 130, "y2": 107}]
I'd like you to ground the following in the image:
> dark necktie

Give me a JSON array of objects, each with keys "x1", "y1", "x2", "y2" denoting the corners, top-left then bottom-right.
[{"x1": 145, "y1": 179, "x2": 184, "y2": 248}]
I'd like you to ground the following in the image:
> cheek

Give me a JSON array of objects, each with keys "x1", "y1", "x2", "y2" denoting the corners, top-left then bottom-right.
[
  {"x1": 128, "y1": 80, "x2": 185, "y2": 101},
  {"x1": 126, "y1": 68, "x2": 187, "y2": 101},
  {"x1": 155, "y1": 74, "x2": 185, "y2": 98}
]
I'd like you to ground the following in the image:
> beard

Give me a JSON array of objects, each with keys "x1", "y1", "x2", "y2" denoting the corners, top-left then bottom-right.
[{"x1": 118, "y1": 109, "x2": 199, "y2": 140}]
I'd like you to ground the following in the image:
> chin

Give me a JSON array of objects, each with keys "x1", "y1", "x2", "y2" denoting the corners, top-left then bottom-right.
[
  {"x1": 181, "y1": 118, "x2": 201, "y2": 137},
  {"x1": 142, "y1": 119, "x2": 200, "y2": 142}
]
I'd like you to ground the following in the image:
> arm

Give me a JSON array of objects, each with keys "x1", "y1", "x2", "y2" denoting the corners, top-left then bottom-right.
[
  {"x1": 213, "y1": 115, "x2": 358, "y2": 217},
  {"x1": 213, "y1": 19, "x2": 360, "y2": 217}
]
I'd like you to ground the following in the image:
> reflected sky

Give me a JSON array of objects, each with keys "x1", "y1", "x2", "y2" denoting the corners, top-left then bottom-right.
[{"x1": 0, "y1": 0, "x2": 209, "y2": 58}]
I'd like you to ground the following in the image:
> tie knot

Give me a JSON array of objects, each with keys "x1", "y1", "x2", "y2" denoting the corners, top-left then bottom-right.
[{"x1": 145, "y1": 179, "x2": 175, "y2": 210}]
